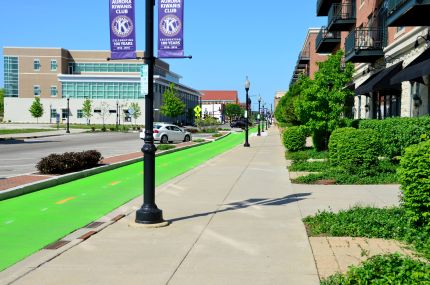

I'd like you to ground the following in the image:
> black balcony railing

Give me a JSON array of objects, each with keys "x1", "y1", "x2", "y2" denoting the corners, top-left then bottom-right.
[
  {"x1": 299, "y1": 49, "x2": 310, "y2": 64},
  {"x1": 328, "y1": 2, "x2": 356, "y2": 31},
  {"x1": 387, "y1": 0, "x2": 430, "y2": 26},
  {"x1": 345, "y1": 28, "x2": 385, "y2": 62},
  {"x1": 317, "y1": 0, "x2": 341, "y2": 16},
  {"x1": 316, "y1": 27, "x2": 341, "y2": 53}
]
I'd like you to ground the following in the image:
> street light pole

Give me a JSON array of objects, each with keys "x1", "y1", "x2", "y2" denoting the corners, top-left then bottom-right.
[
  {"x1": 257, "y1": 96, "x2": 261, "y2": 136},
  {"x1": 116, "y1": 100, "x2": 119, "y2": 130},
  {"x1": 66, "y1": 97, "x2": 70, "y2": 134},
  {"x1": 135, "y1": 0, "x2": 164, "y2": 225},
  {"x1": 244, "y1": 77, "x2": 250, "y2": 147}
]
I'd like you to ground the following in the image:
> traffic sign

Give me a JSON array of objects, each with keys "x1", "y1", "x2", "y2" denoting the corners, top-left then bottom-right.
[{"x1": 194, "y1": 105, "x2": 202, "y2": 118}]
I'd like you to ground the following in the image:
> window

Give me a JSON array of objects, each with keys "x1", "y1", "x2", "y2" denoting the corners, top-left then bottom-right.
[
  {"x1": 396, "y1": 26, "x2": 405, "y2": 33},
  {"x1": 34, "y1": 59, "x2": 40, "y2": 71},
  {"x1": 50, "y1": 109, "x2": 57, "y2": 118},
  {"x1": 62, "y1": 108, "x2": 69, "y2": 119},
  {"x1": 77, "y1": 109, "x2": 83, "y2": 118},
  {"x1": 4, "y1": 56, "x2": 19, "y2": 97},
  {"x1": 50, "y1": 86, "x2": 58, "y2": 97},
  {"x1": 51, "y1": 59, "x2": 57, "y2": 71},
  {"x1": 33, "y1": 86, "x2": 41, "y2": 96}
]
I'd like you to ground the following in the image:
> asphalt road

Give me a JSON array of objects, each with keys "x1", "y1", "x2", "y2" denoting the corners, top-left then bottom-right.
[{"x1": 0, "y1": 132, "x2": 146, "y2": 178}]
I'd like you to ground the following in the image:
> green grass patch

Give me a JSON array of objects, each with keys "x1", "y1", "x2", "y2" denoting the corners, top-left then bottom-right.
[
  {"x1": 156, "y1": 144, "x2": 176, "y2": 151},
  {"x1": 288, "y1": 160, "x2": 329, "y2": 172},
  {"x1": 292, "y1": 160, "x2": 399, "y2": 185},
  {"x1": 321, "y1": 254, "x2": 430, "y2": 285},
  {"x1": 212, "y1": 133, "x2": 223, "y2": 138},
  {"x1": 193, "y1": 139, "x2": 206, "y2": 143},
  {"x1": 0, "y1": 129, "x2": 57, "y2": 135},
  {"x1": 304, "y1": 206, "x2": 430, "y2": 259},
  {"x1": 285, "y1": 148, "x2": 328, "y2": 161}
]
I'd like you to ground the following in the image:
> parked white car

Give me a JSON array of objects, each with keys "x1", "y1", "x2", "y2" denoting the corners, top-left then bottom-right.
[{"x1": 140, "y1": 123, "x2": 192, "y2": 144}]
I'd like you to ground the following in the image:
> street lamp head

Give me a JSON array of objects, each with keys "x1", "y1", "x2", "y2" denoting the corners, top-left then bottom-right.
[{"x1": 244, "y1": 76, "x2": 250, "y2": 91}]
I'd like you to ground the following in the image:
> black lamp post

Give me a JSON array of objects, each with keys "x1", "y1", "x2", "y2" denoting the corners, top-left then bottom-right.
[
  {"x1": 135, "y1": 0, "x2": 164, "y2": 225},
  {"x1": 261, "y1": 103, "x2": 265, "y2": 133},
  {"x1": 244, "y1": 77, "x2": 250, "y2": 147},
  {"x1": 66, "y1": 96, "x2": 70, "y2": 134},
  {"x1": 257, "y1": 96, "x2": 261, "y2": 136},
  {"x1": 116, "y1": 100, "x2": 119, "y2": 130}
]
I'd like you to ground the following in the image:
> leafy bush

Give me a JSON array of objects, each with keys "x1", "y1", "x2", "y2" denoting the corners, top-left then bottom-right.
[
  {"x1": 322, "y1": 254, "x2": 430, "y2": 285},
  {"x1": 283, "y1": 126, "x2": 306, "y2": 152},
  {"x1": 328, "y1": 127, "x2": 357, "y2": 166},
  {"x1": 37, "y1": 150, "x2": 102, "y2": 174},
  {"x1": 328, "y1": 128, "x2": 380, "y2": 175},
  {"x1": 212, "y1": 133, "x2": 223, "y2": 138},
  {"x1": 156, "y1": 144, "x2": 176, "y2": 151},
  {"x1": 359, "y1": 116, "x2": 430, "y2": 158},
  {"x1": 193, "y1": 139, "x2": 205, "y2": 143},
  {"x1": 398, "y1": 140, "x2": 430, "y2": 229}
]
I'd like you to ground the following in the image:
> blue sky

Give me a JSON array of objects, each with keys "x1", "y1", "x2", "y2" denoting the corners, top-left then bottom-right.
[{"x1": 0, "y1": 0, "x2": 325, "y2": 109}]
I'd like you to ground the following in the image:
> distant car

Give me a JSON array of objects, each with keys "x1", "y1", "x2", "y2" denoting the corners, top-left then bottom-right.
[
  {"x1": 230, "y1": 119, "x2": 252, "y2": 129},
  {"x1": 140, "y1": 123, "x2": 192, "y2": 144}
]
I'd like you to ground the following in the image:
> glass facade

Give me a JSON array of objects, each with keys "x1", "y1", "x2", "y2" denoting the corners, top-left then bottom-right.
[
  {"x1": 69, "y1": 63, "x2": 142, "y2": 73},
  {"x1": 62, "y1": 82, "x2": 143, "y2": 99},
  {"x1": 4, "y1": 56, "x2": 19, "y2": 97}
]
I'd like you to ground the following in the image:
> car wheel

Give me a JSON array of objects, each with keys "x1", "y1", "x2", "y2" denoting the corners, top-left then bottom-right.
[
  {"x1": 160, "y1": 135, "x2": 168, "y2": 144},
  {"x1": 183, "y1": 135, "x2": 190, "y2": 142}
]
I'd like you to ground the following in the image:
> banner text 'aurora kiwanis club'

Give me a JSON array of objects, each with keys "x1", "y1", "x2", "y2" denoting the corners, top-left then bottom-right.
[
  {"x1": 109, "y1": 0, "x2": 136, "y2": 59},
  {"x1": 158, "y1": 0, "x2": 184, "y2": 58}
]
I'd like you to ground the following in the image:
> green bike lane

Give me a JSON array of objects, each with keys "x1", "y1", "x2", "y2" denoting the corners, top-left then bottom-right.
[{"x1": 0, "y1": 131, "x2": 255, "y2": 271}]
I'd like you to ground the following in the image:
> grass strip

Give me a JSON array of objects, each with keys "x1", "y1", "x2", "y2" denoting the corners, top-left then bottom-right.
[{"x1": 0, "y1": 129, "x2": 57, "y2": 135}]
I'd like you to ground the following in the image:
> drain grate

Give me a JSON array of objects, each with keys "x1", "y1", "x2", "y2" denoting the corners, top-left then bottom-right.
[
  {"x1": 85, "y1": 221, "x2": 105, "y2": 228},
  {"x1": 78, "y1": 231, "x2": 97, "y2": 241},
  {"x1": 44, "y1": 240, "x2": 70, "y2": 250}
]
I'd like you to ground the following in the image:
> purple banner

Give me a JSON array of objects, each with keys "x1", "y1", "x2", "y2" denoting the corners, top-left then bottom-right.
[
  {"x1": 158, "y1": 0, "x2": 184, "y2": 58},
  {"x1": 109, "y1": 0, "x2": 136, "y2": 59}
]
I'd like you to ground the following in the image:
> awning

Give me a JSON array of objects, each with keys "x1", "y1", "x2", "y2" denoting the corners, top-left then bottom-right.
[
  {"x1": 391, "y1": 48, "x2": 430, "y2": 84},
  {"x1": 355, "y1": 62, "x2": 403, "y2": 95}
]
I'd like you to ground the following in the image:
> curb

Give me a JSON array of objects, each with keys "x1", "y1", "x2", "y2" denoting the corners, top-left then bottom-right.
[{"x1": 0, "y1": 133, "x2": 231, "y2": 201}]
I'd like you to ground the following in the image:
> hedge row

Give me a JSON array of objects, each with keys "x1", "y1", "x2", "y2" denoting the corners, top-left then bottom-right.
[
  {"x1": 328, "y1": 128, "x2": 380, "y2": 175},
  {"x1": 36, "y1": 150, "x2": 103, "y2": 174},
  {"x1": 359, "y1": 116, "x2": 430, "y2": 158}
]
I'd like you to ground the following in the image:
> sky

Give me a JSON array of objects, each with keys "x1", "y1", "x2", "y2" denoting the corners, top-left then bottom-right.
[{"x1": 0, "y1": 0, "x2": 325, "y2": 110}]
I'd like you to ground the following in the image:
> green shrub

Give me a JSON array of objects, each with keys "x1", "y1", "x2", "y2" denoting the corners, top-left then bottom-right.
[
  {"x1": 398, "y1": 140, "x2": 430, "y2": 229},
  {"x1": 212, "y1": 133, "x2": 223, "y2": 138},
  {"x1": 285, "y1": 149, "x2": 328, "y2": 161},
  {"x1": 156, "y1": 144, "x2": 176, "y2": 151},
  {"x1": 283, "y1": 126, "x2": 306, "y2": 152},
  {"x1": 328, "y1": 128, "x2": 380, "y2": 175},
  {"x1": 328, "y1": 127, "x2": 357, "y2": 166},
  {"x1": 322, "y1": 254, "x2": 430, "y2": 285},
  {"x1": 193, "y1": 139, "x2": 205, "y2": 143},
  {"x1": 36, "y1": 150, "x2": 102, "y2": 174},
  {"x1": 359, "y1": 116, "x2": 430, "y2": 158}
]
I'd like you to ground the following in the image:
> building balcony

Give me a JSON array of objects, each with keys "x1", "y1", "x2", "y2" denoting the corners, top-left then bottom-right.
[
  {"x1": 298, "y1": 50, "x2": 310, "y2": 64},
  {"x1": 317, "y1": 0, "x2": 341, "y2": 16},
  {"x1": 387, "y1": 0, "x2": 430, "y2": 26},
  {"x1": 345, "y1": 28, "x2": 385, "y2": 63},
  {"x1": 327, "y1": 2, "x2": 356, "y2": 31},
  {"x1": 316, "y1": 28, "x2": 341, "y2": 54}
]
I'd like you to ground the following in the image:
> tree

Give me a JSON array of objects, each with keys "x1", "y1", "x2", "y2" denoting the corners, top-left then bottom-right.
[
  {"x1": 274, "y1": 82, "x2": 302, "y2": 127},
  {"x1": 160, "y1": 83, "x2": 185, "y2": 120},
  {"x1": 29, "y1": 97, "x2": 44, "y2": 123},
  {"x1": 224, "y1": 103, "x2": 241, "y2": 123},
  {"x1": 82, "y1": 99, "x2": 92, "y2": 125},
  {"x1": 129, "y1": 102, "x2": 142, "y2": 125},
  {"x1": 294, "y1": 50, "x2": 354, "y2": 150},
  {"x1": 0, "y1": 88, "x2": 4, "y2": 118},
  {"x1": 97, "y1": 102, "x2": 111, "y2": 130}
]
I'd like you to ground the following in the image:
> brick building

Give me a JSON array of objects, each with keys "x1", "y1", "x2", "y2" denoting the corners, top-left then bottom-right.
[{"x1": 199, "y1": 90, "x2": 239, "y2": 122}]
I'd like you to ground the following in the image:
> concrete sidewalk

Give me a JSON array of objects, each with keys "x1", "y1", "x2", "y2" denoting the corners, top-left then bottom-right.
[
  {"x1": 1, "y1": 127, "x2": 402, "y2": 285},
  {"x1": 4, "y1": 127, "x2": 320, "y2": 285},
  {"x1": 0, "y1": 128, "x2": 87, "y2": 140}
]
